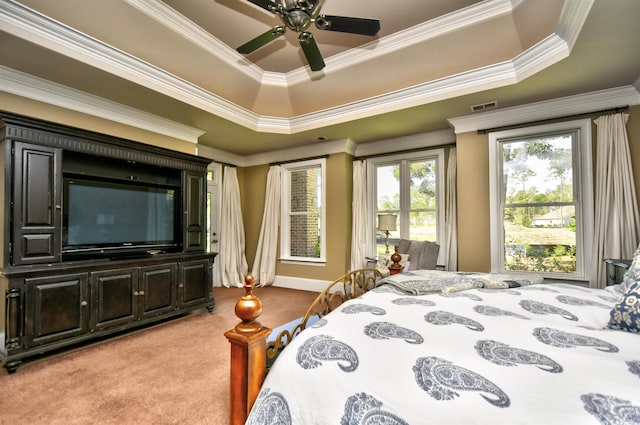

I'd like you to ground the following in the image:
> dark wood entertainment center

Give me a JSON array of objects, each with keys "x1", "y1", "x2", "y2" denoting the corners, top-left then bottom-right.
[{"x1": 0, "y1": 112, "x2": 216, "y2": 373}]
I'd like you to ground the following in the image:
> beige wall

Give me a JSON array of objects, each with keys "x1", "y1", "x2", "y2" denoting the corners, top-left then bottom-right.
[
  {"x1": 240, "y1": 106, "x2": 640, "y2": 280},
  {"x1": 456, "y1": 130, "x2": 492, "y2": 272},
  {"x1": 627, "y1": 105, "x2": 640, "y2": 205},
  {"x1": 240, "y1": 153, "x2": 353, "y2": 284},
  {"x1": 5, "y1": 92, "x2": 639, "y2": 279},
  {"x1": 239, "y1": 163, "x2": 269, "y2": 268},
  {"x1": 0, "y1": 93, "x2": 198, "y2": 155},
  {"x1": 456, "y1": 105, "x2": 640, "y2": 272}
]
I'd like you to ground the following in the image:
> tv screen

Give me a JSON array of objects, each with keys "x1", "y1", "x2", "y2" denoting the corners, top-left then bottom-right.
[{"x1": 63, "y1": 177, "x2": 179, "y2": 256}]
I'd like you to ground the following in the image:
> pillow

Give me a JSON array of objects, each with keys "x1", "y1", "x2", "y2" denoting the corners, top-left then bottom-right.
[
  {"x1": 608, "y1": 277, "x2": 640, "y2": 333},
  {"x1": 620, "y1": 243, "x2": 640, "y2": 291},
  {"x1": 398, "y1": 239, "x2": 440, "y2": 270}
]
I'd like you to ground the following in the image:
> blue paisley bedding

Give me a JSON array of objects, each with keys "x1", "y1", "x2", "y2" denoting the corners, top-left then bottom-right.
[
  {"x1": 246, "y1": 283, "x2": 640, "y2": 425},
  {"x1": 376, "y1": 269, "x2": 544, "y2": 295}
]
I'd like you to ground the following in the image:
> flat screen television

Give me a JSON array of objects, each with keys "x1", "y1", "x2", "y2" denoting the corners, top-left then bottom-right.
[{"x1": 62, "y1": 175, "x2": 181, "y2": 260}]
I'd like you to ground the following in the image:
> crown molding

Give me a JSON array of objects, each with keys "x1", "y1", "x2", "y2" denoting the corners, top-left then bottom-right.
[
  {"x1": 0, "y1": 65, "x2": 205, "y2": 143},
  {"x1": 447, "y1": 85, "x2": 640, "y2": 134},
  {"x1": 556, "y1": 0, "x2": 595, "y2": 49},
  {"x1": 284, "y1": 0, "x2": 514, "y2": 84},
  {"x1": 197, "y1": 137, "x2": 356, "y2": 167},
  {"x1": 0, "y1": 0, "x2": 593, "y2": 137},
  {"x1": 196, "y1": 144, "x2": 246, "y2": 167},
  {"x1": 283, "y1": 35, "x2": 569, "y2": 134},
  {"x1": 122, "y1": 0, "x2": 285, "y2": 86},
  {"x1": 0, "y1": 0, "x2": 260, "y2": 129},
  {"x1": 354, "y1": 129, "x2": 455, "y2": 158},
  {"x1": 241, "y1": 138, "x2": 355, "y2": 167},
  {"x1": 124, "y1": 0, "x2": 514, "y2": 86}
]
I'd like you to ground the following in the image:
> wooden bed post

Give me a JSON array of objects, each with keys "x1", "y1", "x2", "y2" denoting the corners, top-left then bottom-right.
[
  {"x1": 224, "y1": 275, "x2": 271, "y2": 425},
  {"x1": 389, "y1": 245, "x2": 403, "y2": 275}
]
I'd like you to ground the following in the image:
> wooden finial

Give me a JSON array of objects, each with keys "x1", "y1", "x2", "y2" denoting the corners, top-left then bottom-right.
[
  {"x1": 389, "y1": 245, "x2": 403, "y2": 275},
  {"x1": 234, "y1": 275, "x2": 263, "y2": 333}
]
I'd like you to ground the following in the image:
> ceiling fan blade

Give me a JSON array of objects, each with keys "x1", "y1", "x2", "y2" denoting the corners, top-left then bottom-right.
[
  {"x1": 298, "y1": 32, "x2": 325, "y2": 71},
  {"x1": 237, "y1": 26, "x2": 286, "y2": 54},
  {"x1": 315, "y1": 15, "x2": 380, "y2": 36},
  {"x1": 245, "y1": 0, "x2": 280, "y2": 14}
]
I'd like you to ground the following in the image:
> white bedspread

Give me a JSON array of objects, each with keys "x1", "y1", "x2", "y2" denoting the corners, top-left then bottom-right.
[{"x1": 246, "y1": 283, "x2": 640, "y2": 425}]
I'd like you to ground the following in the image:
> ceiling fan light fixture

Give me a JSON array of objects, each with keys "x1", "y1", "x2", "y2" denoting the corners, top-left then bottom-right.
[
  {"x1": 238, "y1": 0, "x2": 380, "y2": 71},
  {"x1": 284, "y1": 10, "x2": 311, "y2": 31}
]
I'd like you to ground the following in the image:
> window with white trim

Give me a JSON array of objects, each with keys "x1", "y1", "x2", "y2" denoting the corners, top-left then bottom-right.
[
  {"x1": 368, "y1": 150, "x2": 445, "y2": 258},
  {"x1": 489, "y1": 119, "x2": 593, "y2": 280},
  {"x1": 280, "y1": 158, "x2": 326, "y2": 263}
]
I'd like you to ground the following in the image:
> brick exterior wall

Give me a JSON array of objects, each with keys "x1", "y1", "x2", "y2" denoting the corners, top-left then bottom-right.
[{"x1": 290, "y1": 167, "x2": 320, "y2": 258}]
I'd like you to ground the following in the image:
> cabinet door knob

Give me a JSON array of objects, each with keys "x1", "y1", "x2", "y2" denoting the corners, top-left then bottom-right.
[
  {"x1": 139, "y1": 290, "x2": 145, "y2": 296},
  {"x1": 55, "y1": 204, "x2": 62, "y2": 210},
  {"x1": 178, "y1": 283, "x2": 184, "y2": 288},
  {"x1": 80, "y1": 300, "x2": 88, "y2": 307},
  {"x1": 133, "y1": 291, "x2": 139, "y2": 296}
]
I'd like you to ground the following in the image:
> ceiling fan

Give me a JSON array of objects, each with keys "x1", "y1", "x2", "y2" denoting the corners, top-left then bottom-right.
[{"x1": 237, "y1": 0, "x2": 381, "y2": 71}]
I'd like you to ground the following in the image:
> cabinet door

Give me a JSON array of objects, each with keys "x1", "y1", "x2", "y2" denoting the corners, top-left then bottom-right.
[
  {"x1": 183, "y1": 171, "x2": 206, "y2": 251},
  {"x1": 91, "y1": 268, "x2": 138, "y2": 330},
  {"x1": 178, "y1": 259, "x2": 212, "y2": 308},
  {"x1": 139, "y1": 263, "x2": 177, "y2": 318},
  {"x1": 12, "y1": 142, "x2": 62, "y2": 265},
  {"x1": 24, "y1": 273, "x2": 88, "y2": 347}
]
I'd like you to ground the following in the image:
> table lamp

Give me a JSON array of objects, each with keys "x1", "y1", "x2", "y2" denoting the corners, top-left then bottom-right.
[{"x1": 377, "y1": 214, "x2": 397, "y2": 253}]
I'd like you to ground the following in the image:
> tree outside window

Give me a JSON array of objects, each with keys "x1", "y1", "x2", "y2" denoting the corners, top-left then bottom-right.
[
  {"x1": 370, "y1": 150, "x2": 444, "y2": 257},
  {"x1": 489, "y1": 119, "x2": 593, "y2": 280}
]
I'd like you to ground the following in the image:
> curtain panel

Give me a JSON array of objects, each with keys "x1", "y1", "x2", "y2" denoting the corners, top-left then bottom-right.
[
  {"x1": 350, "y1": 160, "x2": 370, "y2": 270},
  {"x1": 590, "y1": 113, "x2": 640, "y2": 288},
  {"x1": 215, "y1": 166, "x2": 248, "y2": 288},
  {"x1": 445, "y1": 147, "x2": 458, "y2": 271},
  {"x1": 251, "y1": 165, "x2": 281, "y2": 286}
]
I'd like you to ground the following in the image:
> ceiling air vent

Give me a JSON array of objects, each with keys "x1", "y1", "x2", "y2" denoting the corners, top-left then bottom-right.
[{"x1": 470, "y1": 101, "x2": 497, "y2": 112}]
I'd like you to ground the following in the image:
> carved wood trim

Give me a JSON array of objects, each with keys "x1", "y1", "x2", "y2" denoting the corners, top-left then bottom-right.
[
  {"x1": 6, "y1": 288, "x2": 21, "y2": 350},
  {"x1": 0, "y1": 112, "x2": 210, "y2": 172}
]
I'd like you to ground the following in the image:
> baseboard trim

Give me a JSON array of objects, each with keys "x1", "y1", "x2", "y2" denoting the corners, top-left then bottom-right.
[{"x1": 272, "y1": 275, "x2": 331, "y2": 292}]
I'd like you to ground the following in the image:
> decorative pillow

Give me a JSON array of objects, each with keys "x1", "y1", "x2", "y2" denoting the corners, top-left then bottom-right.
[
  {"x1": 620, "y1": 243, "x2": 640, "y2": 291},
  {"x1": 375, "y1": 253, "x2": 409, "y2": 276},
  {"x1": 608, "y1": 277, "x2": 640, "y2": 333},
  {"x1": 398, "y1": 239, "x2": 440, "y2": 271}
]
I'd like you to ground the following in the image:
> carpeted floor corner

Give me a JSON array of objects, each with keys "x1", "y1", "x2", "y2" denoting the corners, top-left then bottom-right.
[{"x1": 0, "y1": 286, "x2": 318, "y2": 425}]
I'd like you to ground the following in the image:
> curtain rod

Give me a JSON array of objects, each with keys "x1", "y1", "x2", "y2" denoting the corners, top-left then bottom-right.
[
  {"x1": 353, "y1": 142, "x2": 456, "y2": 161},
  {"x1": 270, "y1": 154, "x2": 329, "y2": 166},
  {"x1": 477, "y1": 105, "x2": 629, "y2": 134}
]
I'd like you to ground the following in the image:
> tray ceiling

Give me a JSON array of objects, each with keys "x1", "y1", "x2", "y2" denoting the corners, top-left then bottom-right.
[{"x1": 0, "y1": 0, "x2": 639, "y2": 156}]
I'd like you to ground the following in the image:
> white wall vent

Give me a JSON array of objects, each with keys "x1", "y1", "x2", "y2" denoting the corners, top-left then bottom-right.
[{"x1": 470, "y1": 101, "x2": 497, "y2": 112}]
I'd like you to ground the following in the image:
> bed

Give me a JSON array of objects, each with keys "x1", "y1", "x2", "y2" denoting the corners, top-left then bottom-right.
[{"x1": 226, "y1": 268, "x2": 640, "y2": 425}]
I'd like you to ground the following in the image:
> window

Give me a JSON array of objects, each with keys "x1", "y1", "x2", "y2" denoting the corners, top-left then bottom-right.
[
  {"x1": 280, "y1": 159, "x2": 326, "y2": 263},
  {"x1": 489, "y1": 119, "x2": 593, "y2": 280},
  {"x1": 368, "y1": 150, "x2": 445, "y2": 258}
]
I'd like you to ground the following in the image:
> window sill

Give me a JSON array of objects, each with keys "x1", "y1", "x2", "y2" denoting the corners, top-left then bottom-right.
[{"x1": 279, "y1": 258, "x2": 326, "y2": 266}]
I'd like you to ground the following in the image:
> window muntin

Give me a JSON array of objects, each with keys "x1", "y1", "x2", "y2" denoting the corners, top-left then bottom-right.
[
  {"x1": 280, "y1": 159, "x2": 326, "y2": 263},
  {"x1": 369, "y1": 150, "x2": 444, "y2": 258},
  {"x1": 489, "y1": 120, "x2": 593, "y2": 280}
]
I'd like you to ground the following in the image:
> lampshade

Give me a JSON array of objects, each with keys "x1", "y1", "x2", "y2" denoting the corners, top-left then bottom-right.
[{"x1": 377, "y1": 214, "x2": 397, "y2": 231}]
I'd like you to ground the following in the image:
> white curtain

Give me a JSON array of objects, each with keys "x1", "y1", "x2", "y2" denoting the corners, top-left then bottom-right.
[
  {"x1": 445, "y1": 147, "x2": 458, "y2": 271},
  {"x1": 215, "y1": 166, "x2": 248, "y2": 288},
  {"x1": 251, "y1": 165, "x2": 281, "y2": 287},
  {"x1": 350, "y1": 159, "x2": 370, "y2": 270},
  {"x1": 590, "y1": 113, "x2": 640, "y2": 288}
]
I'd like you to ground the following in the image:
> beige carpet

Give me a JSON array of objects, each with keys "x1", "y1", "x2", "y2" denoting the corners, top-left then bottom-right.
[{"x1": 0, "y1": 286, "x2": 318, "y2": 425}]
